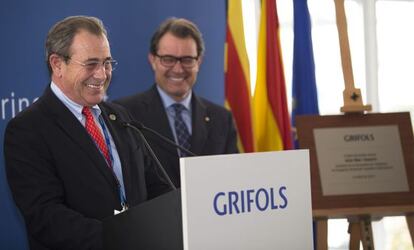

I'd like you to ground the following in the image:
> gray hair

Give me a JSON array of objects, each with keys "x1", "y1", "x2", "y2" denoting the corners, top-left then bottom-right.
[{"x1": 45, "y1": 15, "x2": 108, "y2": 75}]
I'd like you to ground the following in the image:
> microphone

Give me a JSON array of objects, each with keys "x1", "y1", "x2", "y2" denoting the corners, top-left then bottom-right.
[
  {"x1": 121, "y1": 121, "x2": 177, "y2": 191},
  {"x1": 131, "y1": 121, "x2": 196, "y2": 157}
]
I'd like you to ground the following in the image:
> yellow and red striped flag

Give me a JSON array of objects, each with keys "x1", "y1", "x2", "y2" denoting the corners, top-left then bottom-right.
[
  {"x1": 225, "y1": 0, "x2": 255, "y2": 153},
  {"x1": 253, "y1": 0, "x2": 293, "y2": 151}
]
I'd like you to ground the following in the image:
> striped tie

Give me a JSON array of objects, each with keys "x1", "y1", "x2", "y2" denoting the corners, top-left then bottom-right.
[{"x1": 172, "y1": 103, "x2": 191, "y2": 157}]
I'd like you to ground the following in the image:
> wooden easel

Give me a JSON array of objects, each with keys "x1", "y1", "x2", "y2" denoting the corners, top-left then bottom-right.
[
  {"x1": 334, "y1": 0, "x2": 371, "y2": 114},
  {"x1": 315, "y1": 207, "x2": 414, "y2": 250},
  {"x1": 314, "y1": 1, "x2": 414, "y2": 250},
  {"x1": 315, "y1": 217, "x2": 375, "y2": 250},
  {"x1": 407, "y1": 215, "x2": 414, "y2": 244},
  {"x1": 316, "y1": 217, "x2": 375, "y2": 250},
  {"x1": 348, "y1": 217, "x2": 375, "y2": 250},
  {"x1": 334, "y1": 1, "x2": 373, "y2": 247},
  {"x1": 347, "y1": 215, "x2": 414, "y2": 250},
  {"x1": 316, "y1": 219, "x2": 328, "y2": 250}
]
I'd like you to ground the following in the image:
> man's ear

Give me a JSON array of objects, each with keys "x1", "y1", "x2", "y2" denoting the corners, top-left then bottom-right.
[
  {"x1": 49, "y1": 54, "x2": 64, "y2": 78},
  {"x1": 193, "y1": 55, "x2": 203, "y2": 72},
  {"x1": 148, "y1": 53, "x2": 156, "y2": 70},
  {"x1": 197, "y1": 55, "x2": 203, "y2": 67}
]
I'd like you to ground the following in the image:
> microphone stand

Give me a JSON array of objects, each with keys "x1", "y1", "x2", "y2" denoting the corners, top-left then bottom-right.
[
  {"x1": 132, "y1": 121, "x2": 196, "y2": 157},
  {"x1": 123, "y1": 122, "x2": 176, "y2": 191}
]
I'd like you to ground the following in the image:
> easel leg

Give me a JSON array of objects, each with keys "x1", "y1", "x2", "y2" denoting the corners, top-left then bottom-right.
[
  {"x1": 359, "y1": 218, "x2": 375, "y2": 250},
  {"x1": 316, "y1": 219, "x2": 328, "y2": 250},
  {"x1": 348, "y1": 218, "x2": 375, "y2": 250},
  {"x1": 348, "y1": 220, "x2": 361, "y2": 250},
  {"x1": 406, "y1": 215, "x2": 414, "y2": 246}
]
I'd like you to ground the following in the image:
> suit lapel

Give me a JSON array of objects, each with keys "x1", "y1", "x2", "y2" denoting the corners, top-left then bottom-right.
[
  {"x1": 41, "y1": 87, "x2": 120, "y2": 197},
  {"x1": 146, "y1": 86, "x2": 176, "y2": 143},
  {"x1": 142, "y1": 86, "x2": 182, "y2": 184},
  {"x1": 146, "y1": 87, "x2": 209, "y2": 155},
  {"x1": 190, "y1": 94, "x2": 208, "y2": 155}
]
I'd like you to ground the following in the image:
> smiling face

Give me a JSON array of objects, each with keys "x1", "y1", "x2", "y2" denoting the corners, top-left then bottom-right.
[
  {"x1": 149, "y1": 32, "x2": 202, "y2": 102},
  {"x1": 50, "y1": 29, "x2": 112, "y2": 107}
]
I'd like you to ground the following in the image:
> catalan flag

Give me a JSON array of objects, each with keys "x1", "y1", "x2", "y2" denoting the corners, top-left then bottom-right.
[
  {"x1": 225, "y1": 0, "x2": 255, "y2": 153},
  {"x1": 253, "y1": 0, "x2": 293, "y2": 151}
]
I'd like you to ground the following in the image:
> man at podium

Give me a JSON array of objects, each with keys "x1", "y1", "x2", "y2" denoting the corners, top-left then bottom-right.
[{"x1": 4, "y1": 16, "x2": 157, "y2": 250}]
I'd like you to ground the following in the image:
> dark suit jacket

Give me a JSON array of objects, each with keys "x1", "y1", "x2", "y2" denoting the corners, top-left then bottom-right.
[
  {"x1": 114, "y1": 85, "x2": 238, "y2": 196},
  {"x1": 4, "y1": 86, "x2": 149, "y2": 250}
]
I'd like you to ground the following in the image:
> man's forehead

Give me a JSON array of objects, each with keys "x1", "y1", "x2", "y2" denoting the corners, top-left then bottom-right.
[
  {"x1": 69, "y1": 31, "x2": 110, "y2": 56},
  {"x1": 157, "y1": 33, "x2": 197, "y2": 54}
]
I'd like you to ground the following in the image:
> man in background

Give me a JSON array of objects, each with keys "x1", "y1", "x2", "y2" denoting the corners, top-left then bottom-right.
[
  {"x1": 4, "y1": 16, "x2": 153, "y2": 250},
  {"x1": 115, "y1": 18, "x2": 238, "y2": 196}
]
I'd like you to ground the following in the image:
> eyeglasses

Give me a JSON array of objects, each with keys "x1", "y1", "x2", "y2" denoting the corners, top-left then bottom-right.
[
  {"x1": 67, "y1": 57, "x2": 118, "y2": 72},
  {"x1": 155, "y1": 54, "x2": 198, "y2": 68}
]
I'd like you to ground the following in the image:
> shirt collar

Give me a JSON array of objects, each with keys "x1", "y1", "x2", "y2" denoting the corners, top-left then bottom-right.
[
  {"x1": 156, "y1": 85, "x2": 192, "y2": 111},
  {"x1": 50, "y1": 81, "x2": 101, "y2": 121}
]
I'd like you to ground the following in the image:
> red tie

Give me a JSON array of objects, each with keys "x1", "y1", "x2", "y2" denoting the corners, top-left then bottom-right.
[{"x1": 82, "y1": 107, "x2": 112, "y2": 167}]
